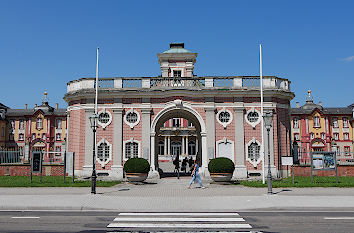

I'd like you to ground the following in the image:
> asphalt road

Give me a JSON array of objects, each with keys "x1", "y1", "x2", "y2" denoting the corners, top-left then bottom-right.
[{"x1": 0, "y1": 210, "x2": 354, "y2": 233}]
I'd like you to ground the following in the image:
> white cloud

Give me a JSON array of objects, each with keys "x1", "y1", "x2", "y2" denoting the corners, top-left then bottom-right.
[{"x1": 341, "y1": 56, "x2": 354, "y2": 62}]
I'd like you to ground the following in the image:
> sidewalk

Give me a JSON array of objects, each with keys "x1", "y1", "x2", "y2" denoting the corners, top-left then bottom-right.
[{"x1": 1, "y1": 177, "x2": 354, "y2": 211}]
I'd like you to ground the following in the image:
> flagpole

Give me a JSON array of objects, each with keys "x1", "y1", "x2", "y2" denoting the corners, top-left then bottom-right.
[
  {"x1": 95, "y1": 48, "x2": 99, "y2": 115},
  {"x1": 94, "y1": 47, "x2": 99, "y2": 167},
  {"x1": 260, "y1": 44, "x2": 265, "y2": 184}
]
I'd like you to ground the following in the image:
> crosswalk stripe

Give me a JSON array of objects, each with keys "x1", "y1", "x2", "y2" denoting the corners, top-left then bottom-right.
[
  {"x1": 107, "y1": 223, "x2": 253, "y2": 229},
  {"x1": 118, "y1": 212, "x2": 240, "y2": 216},
  {"x1": 113, "y1": 217, "x2": 245, "y2": 222}
]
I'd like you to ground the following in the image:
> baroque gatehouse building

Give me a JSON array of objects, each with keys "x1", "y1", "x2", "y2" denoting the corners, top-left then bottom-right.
[{"x1": 64, "y1": 43, "x2": 294, "y2": 180}]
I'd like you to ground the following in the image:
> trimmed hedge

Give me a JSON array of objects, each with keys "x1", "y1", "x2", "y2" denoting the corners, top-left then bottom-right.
[
  {"x1": 208, "y1": 157, "x2": 235, "y2": 173},
  {"x1": 123, "y1": 157, "x2": 150, "y2": 173}
]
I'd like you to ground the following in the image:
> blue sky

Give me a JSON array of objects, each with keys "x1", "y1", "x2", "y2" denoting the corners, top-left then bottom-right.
[{"x1": 0, "y1": 0, "x2": 353, "y2": 109}]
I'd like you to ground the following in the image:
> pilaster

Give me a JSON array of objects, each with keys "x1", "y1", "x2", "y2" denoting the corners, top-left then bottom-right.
[
  {"x1": 111, "y1": 107, "x2": 123, "y2": 180},
  {"x1": 141, "y1": 106, "x2": 151, "y2": 162},
  {"x1": 233, "y1": 106, "x2": 247, "y2": 179},
  {"x1": 83, "y1": 108, "x2": 94, "y2": 176}
]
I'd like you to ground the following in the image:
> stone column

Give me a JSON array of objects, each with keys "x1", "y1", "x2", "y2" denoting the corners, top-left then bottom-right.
[
  {"x1": 164, "y1": 136, "x2": 167, "y2": 156},
  {"x1": 195, "y1": 138, "x2": 198, "y2": 156},
  {"x1": 233, "y1": 107, "x2": 247, "y2": 179},
  {"x1": 185, "y1": 136, "x2": 189, "y2": 156},
  {"x1": 111, "y1": 107, "x2": 123, "y2": 180},
  {"x1": 205, "y1": 106, "x2": 215, "y2": 160},
  {"x1": 141, "y1": 107, "x2": 151, "y2": 161},
  {"x1": 181, "y1": 136, "x2": 185, "y2": 156},
  {"x1": 83, "y1": 108, "x2": 94, "y2": 177},
  {"x1": 167, "y1": 136, "x2": 171, "y2": 155}
]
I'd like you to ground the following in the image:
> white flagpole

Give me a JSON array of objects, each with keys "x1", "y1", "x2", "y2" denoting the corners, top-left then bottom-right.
[
  {"x1": 95, "y1": 48, "x2": 99, "y2": 115},
  {"x1": 260, "y1": 44, "x2": 265, "y2": 184},
  {"x1": 94, "y1": 48, "x2": 99, "y2": 162}
]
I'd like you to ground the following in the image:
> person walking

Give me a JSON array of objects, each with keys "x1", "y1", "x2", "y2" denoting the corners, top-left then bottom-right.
[{"x1": 188, "y1": 160, "x2": 205, "y2": 189}]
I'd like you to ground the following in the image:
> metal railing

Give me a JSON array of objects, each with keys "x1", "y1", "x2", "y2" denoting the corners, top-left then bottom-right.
[{"x1": 0, "y1": 150, "x2": 23, "y2": 164}]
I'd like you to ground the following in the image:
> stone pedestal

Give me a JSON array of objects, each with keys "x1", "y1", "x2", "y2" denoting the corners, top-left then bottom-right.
[
  {"x1": 111, "y1": 165, "x2": 124, "y2": 180},
  {"x1": 232, "y1": 165, "x2": 248, "y2": 180}
]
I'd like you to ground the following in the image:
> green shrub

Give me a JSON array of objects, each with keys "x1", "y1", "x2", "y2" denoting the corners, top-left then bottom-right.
[
  {"x1": 123, "y1": 157, "x2": 150, "y2": 173},
  {"x1": 208, "y1": 157, "x2": 235, "y2": 173}
]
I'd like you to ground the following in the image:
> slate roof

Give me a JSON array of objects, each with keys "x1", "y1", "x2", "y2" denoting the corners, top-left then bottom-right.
[{"x1": 291, "y1": 105, "x2": 354, "y2": 115}]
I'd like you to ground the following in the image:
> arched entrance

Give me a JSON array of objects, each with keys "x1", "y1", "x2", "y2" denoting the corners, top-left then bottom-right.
[{"x1": 150, "y1": 101, "x2": 207, "y2": 177}]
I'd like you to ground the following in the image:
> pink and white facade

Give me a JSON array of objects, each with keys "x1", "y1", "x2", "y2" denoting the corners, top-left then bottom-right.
[{"x1": 64, "y1": 43, "x2": 294, "y2": 180}]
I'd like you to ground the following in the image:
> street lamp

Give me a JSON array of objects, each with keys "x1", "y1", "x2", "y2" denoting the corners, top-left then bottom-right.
[
  {"x1": 263, "y1": 111, "x2": 273, "y2": 195},
  {"x1": 89, "y1": 113, "x2": 98, "y2": 194}
]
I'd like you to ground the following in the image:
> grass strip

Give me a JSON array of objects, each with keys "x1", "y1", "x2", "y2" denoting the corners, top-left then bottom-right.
[
  {"x1": 0, "y1": 176, "x2": 120, "y2": 187},
  {"x1": 238, "y1": 176, "x2": 354, "y2": 188}
]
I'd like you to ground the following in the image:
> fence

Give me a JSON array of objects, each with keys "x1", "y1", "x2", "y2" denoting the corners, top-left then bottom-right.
[
  {"x1": 0, "y1": 150, "x2": 63, "y2": 164},
  {"x1": 0, "y1": 150, "x2": 22, "y2": 164},
  {"x1": 298, "y1": 151, "x2": 354, "y2": 166}
]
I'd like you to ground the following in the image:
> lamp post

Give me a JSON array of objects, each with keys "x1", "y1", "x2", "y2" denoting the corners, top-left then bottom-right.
[
  {"x1": 89, "y1": 113, "x2": 98, "y2": 194},
  {"x1": 263, "y1": 111, "x2": 273, "y2": 195}
]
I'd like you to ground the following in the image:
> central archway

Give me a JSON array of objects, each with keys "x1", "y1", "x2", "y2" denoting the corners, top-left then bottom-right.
[{"x1": 150, "y1": 101, "x2": 207, "y2": 177}]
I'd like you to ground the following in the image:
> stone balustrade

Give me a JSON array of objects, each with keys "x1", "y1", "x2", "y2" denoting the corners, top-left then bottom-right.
[{"x1": 67, "y1": 76, "x2": 291, "y2": 93}]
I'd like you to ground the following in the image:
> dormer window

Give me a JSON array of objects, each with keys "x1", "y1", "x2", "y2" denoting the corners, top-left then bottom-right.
[
  {"x1": 36, "y1": 118, "x2": 43, "y2": 130},
  {"x1": 173, "y1": 70, "x2": 182, "y2": 78},
  {"x1": 313, "y1": 116, "x2": 320, "y2": 128}
]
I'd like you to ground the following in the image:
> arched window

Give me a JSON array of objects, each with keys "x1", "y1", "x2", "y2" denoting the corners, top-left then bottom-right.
[
  {"x1": 125, "y1": 142, "x2": 139, "y2": 159},
  {"x1": 97, "y1": 142, "x2": 110, "y2": 163},
  {"x1": 247, "y1": 141, "x2": 261, "y2": 166}
]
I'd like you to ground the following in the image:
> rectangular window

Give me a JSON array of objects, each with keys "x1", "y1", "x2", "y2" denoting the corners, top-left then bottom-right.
[
  {"x1": 1, "y1": 127, "x2": 4, "y2": 137},
  {"x1": 172, "y1": 118, "x2": 181, "y2": 127},
  {"x1": 36, "y1": 118, "x2": 43, "y2": 129},
  {"x1": 55, "y1": 146, "x2": 61, "y2": 152},
  {"x1": 321, "y1": 133, "x2": 326, "y2": 140},
  {"x1": 313, "y1": 116, "x2": 320, "y2": 128},
  {"x1": 344, "y1": 146, "x2": 350, "y2": 156},
  {"x1": 56, "y1": 133, "x2": 61, "y2": 141},
  {"x1": 19, "y1": 120, "x2": 25, "y2": 130},
  {"x1": 173, "y1": 70, "x2": 182, "y2": 77},
  {"x1": 42, "y1": 133, "x2": 46, "y2": 141},
  {"x1": 32, "y1": 133, "x2": 36, "y2": 140},
  {"x1": 332, "y1": 118, "x2": 338, "y2": 128},
  {"x1": 10, "y1": 120, "x2": 15, "y2": 129},
  {"x1": 9, "y1": 133, "x2": 14, "y2": 141},
  {"x1": 333, "y1": 133, "x2": 339, "y2": 141},
  {"x1": 343, "y1": 133, "x2": 349, "y2": 140},
  {"x1": 56, "y1": 119, "x2": 62, "y2": 129},
  {"x1": 19, "y1": 133, "x2": 24, "y2": 141},
  {"x1": 310, "y1": 133, "x2": 314, "y2": 140},
  {"x1": 343, "y1": 117, "x2": 349, "y2": 128},
  {"x1": 294, "y1": 133, "x2": 300, "y2": 141},
  {"x1": 293, "y1": 118, "x2": 299, "y2": 129}
]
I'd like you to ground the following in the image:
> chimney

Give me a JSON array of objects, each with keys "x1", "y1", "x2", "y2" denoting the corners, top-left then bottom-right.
[
  {"x1": 296, "y1": 102, "x2": 300, "y2": 108},
  {"x1": 319, "y1": 101, "x2": 322, "y2": 106},
  {"x1": 56, "y1": 103, "x2": 59, "y2": 109},
  {"x1": 25, "y1": 104, "x2": 27, "y2": 109}
]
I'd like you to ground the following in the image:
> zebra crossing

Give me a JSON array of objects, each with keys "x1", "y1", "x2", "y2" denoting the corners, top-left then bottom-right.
[{"x1": 107, "y1": 212, "x2": 261, "y2": 232}]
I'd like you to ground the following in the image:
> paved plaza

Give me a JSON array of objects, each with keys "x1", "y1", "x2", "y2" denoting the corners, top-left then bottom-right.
[{"x1": 1, "y1": 177, "x2": 354, "y2": 212}]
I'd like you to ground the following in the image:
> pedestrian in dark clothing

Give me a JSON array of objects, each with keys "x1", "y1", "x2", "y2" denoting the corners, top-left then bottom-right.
[
  {"x1": 181, "y1": 158, "x2": 187, "y2": 173},
  {"x1": 188, "y1": 157, "x2": 194, "y2": 172},
  {"x1": 173, "y1": 156, "x2": 180, "y2": 173}
]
